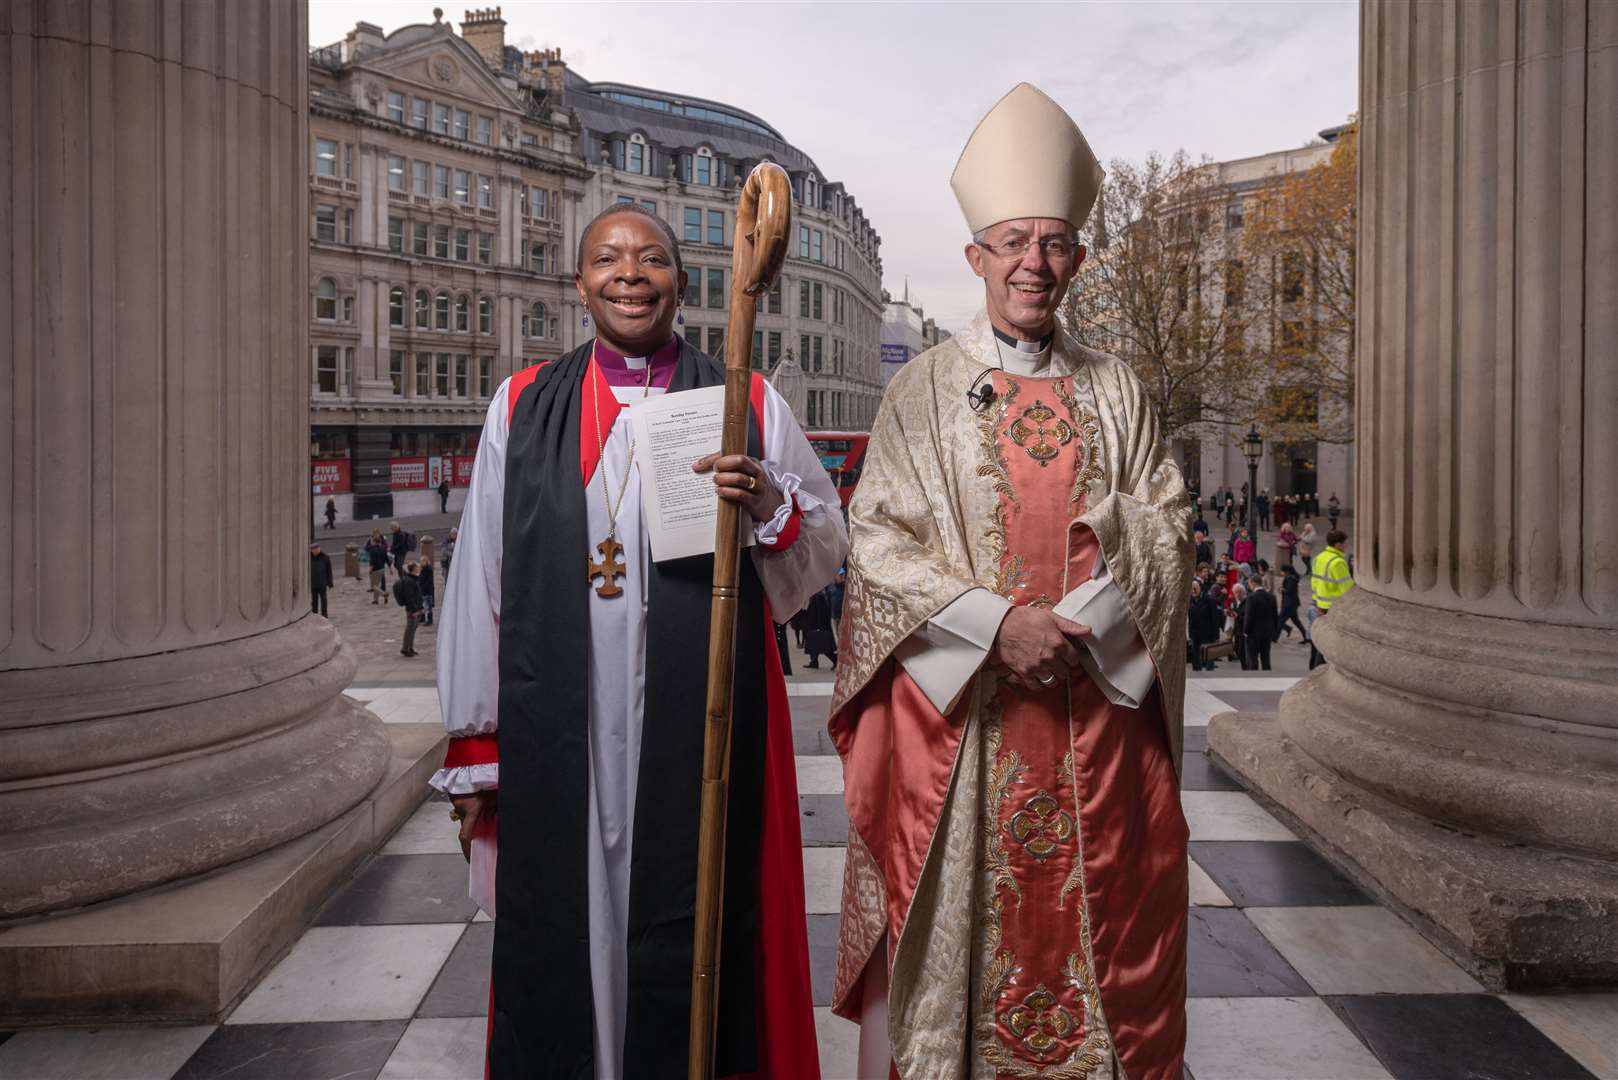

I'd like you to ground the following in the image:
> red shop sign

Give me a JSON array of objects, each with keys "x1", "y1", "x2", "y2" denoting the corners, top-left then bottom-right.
[
  {"x1": 311, "y1": 458, "x2": 352, "y2": 495},
  {"x1": 391, "y1": 457, "x2": 428, "y2": 489}
]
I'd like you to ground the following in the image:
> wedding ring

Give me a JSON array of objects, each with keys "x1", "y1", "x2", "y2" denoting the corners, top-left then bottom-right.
[
  {"x1": 1038, "y1": 673, "x2": 1057, "y2": 686},
  {"x1": 746, "y1": 475, "x2": 757, "y2": 491}
]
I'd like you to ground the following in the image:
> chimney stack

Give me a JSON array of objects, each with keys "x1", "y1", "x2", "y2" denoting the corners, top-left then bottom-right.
[{"x1": 460, "y1": 7, "x2": 506, "y2": 70}]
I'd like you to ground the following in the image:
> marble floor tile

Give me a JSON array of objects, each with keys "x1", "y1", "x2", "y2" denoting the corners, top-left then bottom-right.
[
  {"x1": 227, "y1": 924, "x2": 465, "y2": 1024},
  {"x1": 1188, "y1": 677, "x2": 1300, "y2": 692},
  {"x1": 1181, "y1": 791, "x2": 1296, "y2": 842},
  {"x1": 0, "y1": 1025, "x2": 215, "y2": 1080},
  {"x1": 1182, "y1": 683, "x2": 1230, "y2": 727},
  {"x1": 1328, "y1": 993, "x2": 1597, "y2": 1080},
  {"x1": 417, "y1": 921, "x2": 494, "y2": 1019},
  {"x1": 315, "y1": 854, "x2": 479, "y2": 925},
  {"x1": 1185, "y1": 996, "x2": 1392, "y2": 1080},
  {"x1": 789, "y1": 682, "x2": 836, "y2": 697},
  {"x1": 796, "y1": 755, "x2": 845, "y2": 796},
  {"x1": 1504, "y1": 993, "x2": 1618, "y2": 1079},
  {"x1": 815, "y1": 1006, "x2": 860, "y2": 1080},
  {"x1": 364, "y1": 688, "x2": 444, "y2": 725},
  {"x1": 1188, "y1": 855, "x2": 1234, "y2": 906},
  {"x1": 1246, "y1": 906, "x2": 1482, "y2": 995},
  {"x1": 1187, "y1": 908, "x2": 1312, "y2": 998},
  {"x1": 381, "y1": 799, "x2": 464, "y2": 856},
  {"x1": 376, "y1": 1017, "x2": 486, "y2": 1080},
  {"x1": 803, "y1": 846, "x2": 845, "y2": 915},
  {"x1": 1180, "y1": 751, "x2": 1245, "y2": 792},
  {"x1": 1183, "y1": 727, "x2": 1208, "y2": 754},
  {"x1": 344, "y1": 687, "x2": 384, "y2": 703},
  {"x1": 807, "y1": 913, "x2": 840, "y2": 1008},
  {"x1": 1188, "y1": 840, "x2": 1367, "y2": 907},
  {"x1": 174, "y1": 1021, "x2": 407, "y2": 1080},
  {"x1": 800, "y1": 794, "x2": 850, "y2": 846},
  {"x1": 1206, "y1": 690, "x2": 1286, "y2": 714}
]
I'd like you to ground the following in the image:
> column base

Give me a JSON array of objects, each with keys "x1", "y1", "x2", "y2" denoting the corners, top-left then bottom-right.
[
  {"x1": 0, "y1": 722, "x2": 446, "y2": 1026},
  {"x1": 1209, "y1": 702, "x2": 1618, "y2": 990}
]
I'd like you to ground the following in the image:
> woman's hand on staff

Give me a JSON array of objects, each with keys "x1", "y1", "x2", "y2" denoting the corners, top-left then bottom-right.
[
  {"x1": 449, "y1": 790, "x2": 496, "y2": 862},
  {"x1": 692, "y1": 453, "x2": 785, "y2": 522}
]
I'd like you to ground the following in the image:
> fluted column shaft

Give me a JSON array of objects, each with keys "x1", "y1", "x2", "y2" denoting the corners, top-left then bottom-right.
[{"x1": 1, "y1": 0, "x2": 387, "y2": 918}]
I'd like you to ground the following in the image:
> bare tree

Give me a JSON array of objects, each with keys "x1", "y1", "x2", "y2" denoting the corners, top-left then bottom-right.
[
  {"x1": 1242, "y1": 122, "x2": 1357, "y2": 444},
  {"x1": 1062, "y1": 150, "x2": 1262, "y2": 444}
]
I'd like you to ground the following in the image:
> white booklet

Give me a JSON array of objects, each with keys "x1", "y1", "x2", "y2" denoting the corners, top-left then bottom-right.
[{"x1": 631, "y1": 385, "x2": 754, "y2": 562}]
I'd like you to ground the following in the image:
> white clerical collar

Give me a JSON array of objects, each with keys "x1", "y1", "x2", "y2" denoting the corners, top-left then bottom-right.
[
  {"x1": 622, "y1": 354, "x2": 648, "y2": 371},
  {"x1": 992, "y1": 325, "x2": 1053, "y2": 375}
]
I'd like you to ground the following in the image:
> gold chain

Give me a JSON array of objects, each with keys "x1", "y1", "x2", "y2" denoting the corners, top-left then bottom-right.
[{"x1": 590, "y1": 344, "x2": 656, "y2": 542}]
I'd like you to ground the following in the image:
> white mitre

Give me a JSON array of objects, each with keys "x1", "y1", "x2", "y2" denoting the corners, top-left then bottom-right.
[{"x1": 950, "y1": 82, "x2": 1104, "y2": 233}]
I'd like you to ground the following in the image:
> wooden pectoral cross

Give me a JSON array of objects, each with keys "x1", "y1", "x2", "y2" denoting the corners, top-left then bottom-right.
[{"x1": 588, "y1": 537, "x2": 626, "y2": 598}]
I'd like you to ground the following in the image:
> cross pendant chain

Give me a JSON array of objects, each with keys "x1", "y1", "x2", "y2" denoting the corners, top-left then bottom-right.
[{"x1": 588, "y1": 536, "x2": 626, "y2": 598}]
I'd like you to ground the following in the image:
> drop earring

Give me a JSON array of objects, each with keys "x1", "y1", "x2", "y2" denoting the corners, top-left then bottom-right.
[
  {"x1": 582, "y1": 312, "x2": 590, "y2": 329},
  {"x1": 676, "y1": 308, "x2": 685, "y2": 326}
]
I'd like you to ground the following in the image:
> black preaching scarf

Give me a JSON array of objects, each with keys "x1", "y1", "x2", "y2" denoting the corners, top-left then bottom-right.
[{"x1": 492, "y1": 340, "x2": 768, "y2": 1079}]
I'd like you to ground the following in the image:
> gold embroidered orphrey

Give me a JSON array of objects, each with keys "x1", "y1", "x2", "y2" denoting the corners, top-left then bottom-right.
[{"x1": 1008, "y1": 400, "x2": 1075, "y2": 466}]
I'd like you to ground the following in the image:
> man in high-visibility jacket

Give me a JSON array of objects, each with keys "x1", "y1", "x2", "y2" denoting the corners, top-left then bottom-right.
[{"x1": 1309, "y1": 529, "x2": 1354, "y2": 669}]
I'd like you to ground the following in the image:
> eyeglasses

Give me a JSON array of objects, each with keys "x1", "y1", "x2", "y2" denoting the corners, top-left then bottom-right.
[{"x1": 975, "y1": 235, "x2": 1082, "y2": 261}]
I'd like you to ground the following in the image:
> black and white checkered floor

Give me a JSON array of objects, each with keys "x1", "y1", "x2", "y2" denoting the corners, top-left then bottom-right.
[{"x1": 0, "y1": 678, "x2": 1611, "y2": 1080}]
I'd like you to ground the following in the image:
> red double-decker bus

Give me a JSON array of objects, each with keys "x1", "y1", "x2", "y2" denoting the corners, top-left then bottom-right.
[{"x1": 805, "y1": 431, "x2": 870, "y2": 508}]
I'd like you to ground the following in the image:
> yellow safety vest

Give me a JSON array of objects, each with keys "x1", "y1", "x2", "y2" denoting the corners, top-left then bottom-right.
[{"x1": 1311, "y1": 546, "x2": 1354, "y2": 609}]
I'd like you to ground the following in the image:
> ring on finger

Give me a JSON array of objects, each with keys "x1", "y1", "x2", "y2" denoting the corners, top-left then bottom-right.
[
  {"x1": 745, "y1": 474, "x2": 757, "y2": 491},
  {"x1": 1037, "y1": 673, "x2": 1057, "y2": 686}
]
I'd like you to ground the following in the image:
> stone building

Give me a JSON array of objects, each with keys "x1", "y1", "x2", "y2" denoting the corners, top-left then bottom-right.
[
  {"x1": 879, "y1": 289, "x2": 949, "y2": 385},
  {"x1": 562, "y1": 69, "x2": 887, "y2": 433},
  {"x1": 306, "y1": 10, "x2": 588, "y2": 520}
]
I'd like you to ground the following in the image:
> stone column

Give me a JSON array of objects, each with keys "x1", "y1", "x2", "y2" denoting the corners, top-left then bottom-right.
[
  {"x1": 1, "y1": 1, "x2": 388, "y2": 918},
  {"x1": 1211, "y1": 0, "x2": 1618, "y2": 989}
]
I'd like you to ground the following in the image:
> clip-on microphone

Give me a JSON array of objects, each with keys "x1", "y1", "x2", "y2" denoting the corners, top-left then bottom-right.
[{"x1": 966, "y1": 367, "x2": 998, "y2": 412}]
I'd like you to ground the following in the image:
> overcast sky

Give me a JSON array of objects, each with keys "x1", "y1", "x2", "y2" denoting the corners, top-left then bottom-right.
[{"x1": 311, "y1": 1, "x2": 1358, "y2": 330}]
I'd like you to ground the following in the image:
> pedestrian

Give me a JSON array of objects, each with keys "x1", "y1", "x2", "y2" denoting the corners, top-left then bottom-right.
[
  {"x1": 1276, "y1": 520, "x2": 1298, "y2": 571},
  {"x1": 389, "y1": 520, "x2": 412, "y2": 578},
  {"x1": 310, "y1": 543, "x2": 333, "y2": 617},
  {"x1": 441, "y1": 526, "x2": 457, "y2": 579},
  {"x1": 802, "y1": 585, "x2": 837, "y2": 669},
  {"x1": 1309, "y1": 529, "x2": 1355, "y2": 669},
  {"x1": 437, "y1": 476, "x2": 451, "y2": 514},
  {"x1": 323, "y1": 496, "x2": 337, "y2": 530},
  {"x1": 1258, "y1": 489, "x2": 1271, "y2": 531},
  {"x1": 1188, "y1": 580, "x2": 1222, "y2": 671},
  {"x1": 829, "y1": 566, "x2": 845, "y2": 625},
  {"x1": 1194, "y1": 530, "x2": 1214, "y2": 570},
  {"x1": 1243, "y1": 575, "x2": 1279, "y2": 670},
  {"x1": 1327, "y1": 491, "x2": 1342, "y2": 530},
  {"x1": 1192, "y1": 510, "x2": 1209, "y2": 538},
  {"x1": 1298, "y1": 521, "x2": 1318, "y2": 569},
  {"x1": 393, "y1": 560, "x2": 422, "y2": 657},
  {"x1": 364, "y1": 528, "x2": 389, "y2": 604},
  {"x1": 418, "y1": 557, "x2": 435, "y2": 626},
  {"x1": 1232, "y1": 582, "x2": 1251, "y2": 669},
  {"x1": 1232, "y1": 526, "x2": 1256, "y2": 567},
  {"x1": 1280, "y1": 564, "x2": 1309, "y2": 642},
  {"x1": 1275, "y1": 493, "x2": 1291, "y2": 529}
]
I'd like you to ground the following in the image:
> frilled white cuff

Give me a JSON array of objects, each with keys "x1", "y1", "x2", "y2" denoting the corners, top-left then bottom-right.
[
  {"x1": 1052, "y1": 555, "x2": 1155, "y2": 709},
  {"x1": 897, "y1": 587, "x2": 1013, "y2": 714},
  {"x1": 754, "y1": 461, "x2": 822, "y2": 544},
  {"x1": 429, "y1": 763, "x2": 500, "y2": 796}
]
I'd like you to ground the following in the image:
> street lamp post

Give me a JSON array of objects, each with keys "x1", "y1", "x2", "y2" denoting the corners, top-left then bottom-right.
[{"x1": 1241, "y1": 425, "x2": 1264, "y2": 537}]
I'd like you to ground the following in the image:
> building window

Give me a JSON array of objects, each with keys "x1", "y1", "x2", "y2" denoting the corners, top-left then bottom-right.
[
  {"x1": 799, "y1": 281, "x2": 811, "y2": 317},
  {"x1": 455, "y1": 294, "x2": 470, "y2": 332},
  {"x1": 627, "y1": 134, "x2": 645, "y2": 174},
  {"x1": 707, "y1": 210, "x2": 724, "y2": 246},
  {"x1": 412, "y1": 98, "x2": 430, "y2": 130},
  {"x1": 343, "y1": 143, "x2": 353, "y2": 180},
  {"x1": 640, "y1": 199, "x2": 656, "y2": 213},
  {"x1": 683, "y1": 207, "x2": 701, "y2": 244},
  {"x1": 415, "y1": 289, "x2": 430, "y2": 329},
  {"x1": 387, "y1": 155, "x2": 406, "y2": 192},
  {"x1": 430, "y1": 291, "x2": 450, "y2": 330},
  {"x1": 386, "y1": 217, "x2": 404, "y2": 253},
  {"x1": 799, "y1": 334, "x2": 811, "y2": 369},
  {"x1": 813, "y1": 282, "x2": 824, "y2": 320},
  {"x1": 433, "y1": 225, "x2": 450, "y2": 260},
  {"x1": 454, "y1": 170, "x2": 471, "y2": 204},
  {"x1": 707, "y1": 268, "x2": 724, "y2": 309},
  {"x1": 436, "y1": 353, "x2": 451, "y2": 397},
  {"x1": 768, "y1": 331, "x2": 781, "y2": 364},
  {"x1": 806, "y1": 388, "x2": 817, "y2": 427},
  {"x1": 478, "y1": 295, "x2": 493, "y2": 335},
  {"x1": 433, "y1": 103, "x2": 451, "y2": 135},
  {"x1": 752, "y1": 330, "x2": 763, "y2": 370},
  {"x1": 478, "y1": 232, "x2": 492, "y2": 265},
  {"x1": 684, "y1": 325, "x2": 702, "y2": 348},
  {"x1": 389, "y1": 350, "x2": 404, "y2": 395},
  {"x1": 455, "y1": 229, "x2": 470, "y2": 261},
  {"x1": 1226, "y1": 201, "x2": 1244, "y2": 230},
  {"x1": 431, "y1": 165, "x2": 448, "y2": 200},
  {"x1": 314, "y1": 138, "x2": 337, "y2": 177},
  {"x1": 415, "y1": 352, "x2": 431, "y2": 396},
  {"x1": 389, "y1": 286, "x2": 405, "y2": 327},
  {"x1": 529, "y1": 241, "x2": 548, "y2": 273},
  {"x1": 707, "y1": 327, "x2": 725, "y2": 356},
  {"x1": 695, "y1": 147, "x2": 713, "y2": 186},
  {"x1": 316, "y1": 345, "x2": 338, "y2": 393},
  {"x1": 812, "y1": 229, "x2": 823, "y2": 263},
  {"x1": 387, "y1": 92, "x2": 405, "y2": 124},
  {"x1": 314, "y1": 277, "x2": 337, "y2": 320},
  {"x1": 799, "y1": 225, "x2": 810, "y2": 258},
  {"x1": 476, "y1": 115, "x2": 492, "y2": 146},
  {"x1": 525, "y1": 301, "x2": 549, "y2": 338},
  {"x1": 477, "y1": 175, "x2": 493, "y2": 209},
  {"x1": 341, "y1": 294, "x2": 354, "y2": 322},
  {"x1": 314, "y1": 204, "x2": 336, "y2": 242},
  {"x1": 812, "y1": 335, "x2": 824, "y2": 370},
  {"x1": 768, "y1": 279, "x2": 782, "y2": 315},
  {"x1": 1282, "y1": 252, "x2": 1307, "y2": 303},
  {"x1": 684, "y1": 273, "x2": 701, "y2": 307},
  {"x1": 412, "y1": 221, "x2": 429, "y2": 257},
  {"x1": 342, "y1": 208, "x2": 353, "y2": 244},
  {"x1": 454, "y1": 109, "x2": 470, "y2": 140},
  {"x1": 479, "y1": 356, "x2": 492, "y2": 397},
  {"x1": 455, "y1": 354, "x2": 470, "y2": 397},
  {"x1": 412, "y1": 160, "x2": 430, "y2": 197}
]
